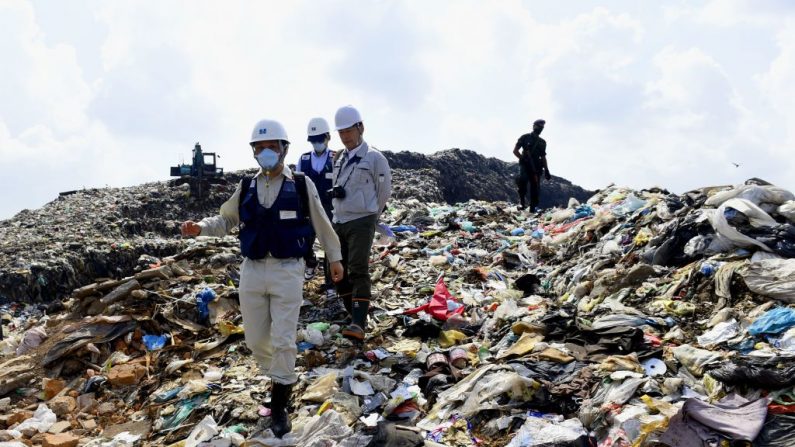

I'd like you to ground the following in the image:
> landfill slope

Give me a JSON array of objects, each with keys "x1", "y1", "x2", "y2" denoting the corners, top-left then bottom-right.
[
  {"x1": 3, "y1": 171, "x2": 795, "y2": 445},
  {"x1": 0, "y1": 149, "x2": 591, "y2": 305},
  {"x1": 384, "y1": 148, "x2": 593, "y2": 207}
]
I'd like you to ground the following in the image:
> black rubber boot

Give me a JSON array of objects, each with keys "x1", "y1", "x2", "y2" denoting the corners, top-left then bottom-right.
[
  {"x1": 270, "y1": 382, "x2": 293, "y2": 438},
  {"x1": 343, "y1": 297, "x2": 369, "y2": 341}
]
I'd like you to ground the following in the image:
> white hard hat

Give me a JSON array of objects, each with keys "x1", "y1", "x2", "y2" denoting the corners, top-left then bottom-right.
[
  {"x1": 334, "y1": 105, "x2": 362, "y2": 130},
  {"x1": 250, "y1": 119, "x2": 289, "y2": 144},
  {"x1": 307, "y1": 117, "x2": 330, "y2": 137}
]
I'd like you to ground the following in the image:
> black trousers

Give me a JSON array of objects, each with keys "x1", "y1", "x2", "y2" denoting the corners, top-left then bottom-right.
[
  {"x1": 517, "y1": 164, "x2": 540, "y2": 210},
  {"x1": 333, "y1": 214, "x2": 377, "y2": 318}
]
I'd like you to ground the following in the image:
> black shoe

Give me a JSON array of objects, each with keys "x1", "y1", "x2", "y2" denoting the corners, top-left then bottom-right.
[{"x1": 270, "y1": 382, "x2": 293, "y2": 438}]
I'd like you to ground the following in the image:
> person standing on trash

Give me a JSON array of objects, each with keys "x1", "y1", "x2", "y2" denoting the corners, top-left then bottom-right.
[
  {"x1": 513, "y1": 119, "x2": 551, "y2": 212},
  {"x1": 179, "y1": 118, "x2": 344, "y2": 439},
  {"x1": 295, "y1": 117, "x2": 337, "y2": 299},
  {"x1": 330, "y1": 105, "x2": 392, "y2": 341}
]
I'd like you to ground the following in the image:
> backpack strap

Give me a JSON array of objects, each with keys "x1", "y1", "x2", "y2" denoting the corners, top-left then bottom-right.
[{"x1": 292, "y1": 172, "x2": 311, "y2": 221}]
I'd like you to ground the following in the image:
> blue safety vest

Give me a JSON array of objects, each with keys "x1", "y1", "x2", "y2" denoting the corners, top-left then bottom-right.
[
  {"x1": 299, "y1": 150, "x2": 335, "y2": 214},
  {"x1": 238, "y1": 174, "x2": 314, "y2": 259}
]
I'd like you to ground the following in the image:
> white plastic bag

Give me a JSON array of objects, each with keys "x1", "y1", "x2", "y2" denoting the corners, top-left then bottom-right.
[
  {"x1": 706, "y1": 185, "x2": 795, "y2": 207},
  {"x1": 15, "y1": 403, "x2": 56, "y2": 434},
  {"x1": 778, "y1": 201, "x2": 795, "y2": 222},
  {"x1": 740, "y1": 258, "x2": 795, "y2": 303},
  {"x1": 708, "y1": 198, "x2": 777, "y2": 252},
  {"x1": 696, "y1": 319, "x2": 740, "y2": 347},
  {"x1": 185, "y1": 415, "x2": 219, "y2": 447}
]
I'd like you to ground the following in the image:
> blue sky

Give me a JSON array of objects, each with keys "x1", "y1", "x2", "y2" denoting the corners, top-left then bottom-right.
[{"x1": 1, "y1": 0, "x2": 794, "y2": 219}]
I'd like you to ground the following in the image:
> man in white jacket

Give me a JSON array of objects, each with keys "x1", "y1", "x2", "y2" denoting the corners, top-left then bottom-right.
[{"x1": 330, "y1": 105, "x2": 392, "y2": 341}]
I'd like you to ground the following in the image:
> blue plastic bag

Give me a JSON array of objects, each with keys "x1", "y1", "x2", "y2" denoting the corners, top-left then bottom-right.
[
  {"x1": 196, "y1": 287, "x2": 217, "y2": 325},
  {"x1": 511, "y1": 228, "x2": 525, "y2": 236},
  {"x1": 390, "y1": 225, "x2": 418, "y2": 233},
  {"x1": 748, "y1": 307, "x2": 795, "y2": 336},
  {"x1": 143, "y1": 334, "x2": 168, "y2": 350}
]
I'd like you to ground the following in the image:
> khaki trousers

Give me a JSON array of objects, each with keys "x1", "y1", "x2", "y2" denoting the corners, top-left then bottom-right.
[{"x1": 238, "y1": 256, "x2": 304, "y2": 385}]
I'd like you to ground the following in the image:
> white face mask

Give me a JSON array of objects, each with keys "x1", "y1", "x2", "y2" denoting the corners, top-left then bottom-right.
[
  {"x1": 255, "y1": 149, "x2": 281, "y2": 171},
  {"x1": 311, "y1": 142, "x2": 327, "y2": 154}
]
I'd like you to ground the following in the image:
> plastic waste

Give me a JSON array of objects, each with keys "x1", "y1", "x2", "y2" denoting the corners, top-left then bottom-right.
[
  {"x1": 748, "y1": 307, "x2": 795, "y2": 335},
  {"x1": 741, "y1": 259, "x2": 795, "y2": 303},
  {"x1": 302, "y1": 327, "x2": 325, "y2": 346},
  {"x1": 612, "y1": 194, "x2": 646, "y2": 216},
  {"x1": 672, "y1": 345, "x2": 723, "y2": 377},
  {"x1": 297, "y1": 341, "x2": 314, "y2": 352},
  {"x1": 154, "y1": 386, "x2": 183, "y2": 403},
  {"x1": 302, "y1": 372, "x2": 339, "y2": 402},
  {"x1": 438, "y1": 330, "x2": 467, "y2": 349},
  {"x1": 162, "y1": 394, "x2": 206, "y2": 430},
  {"x1": 203, "y1": 366, "x2": 224, "y2": 381},
  {"x1": 307, "y1": 322, "x2": 330, "y2": 332},
  {"x1": 506, "y1": 415, "x2": 589, "y2": 447},
  {"x1": 196, "y1": 287, "x2": 217, "y2": 325},
  {"x1": 15, "y1": 403, "x2": 56, "y2": 434},
  {"x1": 15, "y1": 326, "x2": 47, "y2": 355},
  {"x1": 185, "y1": 415, "x2": 219, "y2": 447},
  {"x1": 390, "y1": 225, "x2": 418, "y2": 233},
  {"x1": 511, "y1": 228, "x2": 525, "y2": 236},
  {"x1": 142, "y1": 334, "x2": 168, "y2": 351},
  {"x1": 696, "y1": 319, "x2": 740, "y2": 347}
]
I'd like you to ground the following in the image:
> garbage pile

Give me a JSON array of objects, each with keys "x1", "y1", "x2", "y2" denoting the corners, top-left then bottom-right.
[
  {"x1": 0, "y1": 172, "x2": 251, "y2": 305},
  {"x1": 1, "y1": 178, "x2": 795, "y2": 447},
  {"x1": 383, "y1": 148, "x2": 593, "y2": 207}
]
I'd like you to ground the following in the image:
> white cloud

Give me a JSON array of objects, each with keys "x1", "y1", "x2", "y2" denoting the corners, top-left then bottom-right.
[{"x1": 1, "y1": 0, "x2": 794, "y2": 220}]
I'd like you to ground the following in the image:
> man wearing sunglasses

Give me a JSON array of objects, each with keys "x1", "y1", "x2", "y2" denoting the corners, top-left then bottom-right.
[
  {"x1": 295, "y1": 117, "x2": 337, "y2": 300},
  {"x1": 180, "y1": 118, "x2": 344, "y2": 438}
]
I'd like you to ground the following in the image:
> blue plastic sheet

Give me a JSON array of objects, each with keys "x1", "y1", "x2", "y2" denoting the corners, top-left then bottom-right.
[{"x1": 748, "y1": 307, "x2": 795, "y2": 336}]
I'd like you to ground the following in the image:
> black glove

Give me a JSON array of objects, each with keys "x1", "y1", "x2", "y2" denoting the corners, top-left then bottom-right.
[{"x1": 544, "y1": 170, "x2": 551, "y2": 181}]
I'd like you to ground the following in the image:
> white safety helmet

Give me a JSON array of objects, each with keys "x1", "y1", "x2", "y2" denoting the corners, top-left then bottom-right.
[
  {"x1": 307, "y1": 117, "x2": 330, "y2": 137},
  {"x1": 334, "y1": 105, "x2": 362, "y2": 130},
  {"x1": 250, "y1": 119, "x2": 289, "y2": 145}
]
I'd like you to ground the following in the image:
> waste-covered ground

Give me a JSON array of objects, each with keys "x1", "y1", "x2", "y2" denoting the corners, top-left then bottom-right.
[{"x1": 2, "y1": 178, "x2": 795, "y2": 447}]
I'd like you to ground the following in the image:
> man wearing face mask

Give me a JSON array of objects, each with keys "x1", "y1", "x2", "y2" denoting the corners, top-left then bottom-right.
[
  {"x1": 180, "y1": 119, "x2": 344, "y2": 438},
  {"x1": 513, "y1": 119, "x2": 551, "y2": 212},
  {"x1": 295, "y1": 117, "x2": 336, "y2": 298},
  {"x1": 331, "y1": 105, "x2": 392, "y2": 341}
]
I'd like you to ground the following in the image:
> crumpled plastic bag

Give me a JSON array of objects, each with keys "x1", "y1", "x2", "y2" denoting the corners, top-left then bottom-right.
[
  {"x1": 706, "y1": 185, "x2": 795, "y2": 207},
  {"x1": 506, "y1": 416, "x2": 588, "y2": 447},
  {"x1": 612, "y1": 194, "x2": 646, "y2": 216},
  {"x1": 708, "y1": 362, "x2": 795, "y2": 389},
  {"x1": 15, "y1": 403, "x2": 56, "y2": 434},
  {"x1": 696, "y1": 319, "x2": 740, "y2": 347},
  {"x1": 15, "y1": 326, "x2": 47, "y2": 355},
  {"x1": 748, "y1": 307, "x2": 795, "y2": 335},
  {"x1": 185, "y1": 415, "x2": 219, "y2": 447},
  {"x1": 778, "y1": 201, "x2": 795, "y2": 223},
  {"x1": 247, "y1": 409, "x2": 353, "y2": 447},
  {"x1": 672, "y1": 345, "x2": 723, "y2": 377},
  {"x1": 741, "y1": 258, "x2": 795, "y2": 303},
  {"x1": 707, "y1": 198, "x2": 777, "y2": 252},
  {"x1": 302, "y1": 372, "x2": 339, "y2": 403}
]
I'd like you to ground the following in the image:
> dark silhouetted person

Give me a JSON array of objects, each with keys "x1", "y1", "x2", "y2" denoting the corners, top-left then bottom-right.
[{"x1": 513, "y1": 119, "x2": 551, "y2": 211}]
